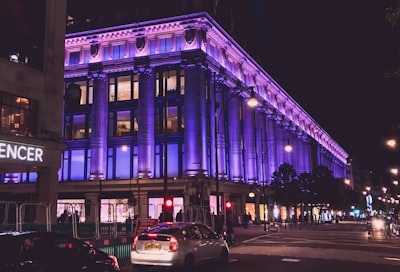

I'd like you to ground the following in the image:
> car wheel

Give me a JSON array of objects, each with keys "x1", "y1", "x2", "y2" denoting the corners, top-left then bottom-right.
[
  {"x1": 219, "y1": 248, "x2": 229, "y2": 266},
  {"x1": 182, "y1": 255, "x2": 194, "y2": 272}
]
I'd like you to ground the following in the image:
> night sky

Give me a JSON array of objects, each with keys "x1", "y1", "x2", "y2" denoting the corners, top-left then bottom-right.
[{"x1": 68, "y1": 0, "x2": 400, "y2": 178}]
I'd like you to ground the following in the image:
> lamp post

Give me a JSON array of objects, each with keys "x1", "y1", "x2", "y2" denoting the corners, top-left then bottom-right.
[{"x1": 213, "y1": 73, "x2": 220, "y2": 216}]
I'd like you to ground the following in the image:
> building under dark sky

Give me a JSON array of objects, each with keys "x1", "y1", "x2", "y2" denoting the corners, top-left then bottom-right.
[{"x1": 67, "y1": 0, "x2": 400, "y2": 180}]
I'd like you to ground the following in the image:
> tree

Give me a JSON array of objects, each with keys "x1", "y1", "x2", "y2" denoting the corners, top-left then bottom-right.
[
  {"x1": 311, "y1": 165, "x2": 346, "y2": 210},
  {"x1": 270, "y1": 163, "x2": 299, "y2": 221}
]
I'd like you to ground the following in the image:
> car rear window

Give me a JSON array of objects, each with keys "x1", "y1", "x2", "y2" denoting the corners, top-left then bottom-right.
[{"x1": 148, "y1": 226, "x2": 180, "y2": 235}]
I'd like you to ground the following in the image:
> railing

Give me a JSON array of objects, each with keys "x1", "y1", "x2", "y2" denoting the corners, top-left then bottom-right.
[{"x1": 0, "y1": 201, "x2": 220, "y2": 264}]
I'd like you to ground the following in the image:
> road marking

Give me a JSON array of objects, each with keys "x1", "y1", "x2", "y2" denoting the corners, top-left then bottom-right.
[
  {"x1": 281, "y1": 258, "x2": 300, "y2": 262},
  {"x1": 384, "y1": 257, "x2": 400, "y2": 262}
]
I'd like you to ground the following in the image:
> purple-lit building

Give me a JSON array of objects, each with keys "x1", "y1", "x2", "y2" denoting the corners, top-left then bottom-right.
[{"x1": 61, "y1": 12, "x2": 348, "y2": 223}]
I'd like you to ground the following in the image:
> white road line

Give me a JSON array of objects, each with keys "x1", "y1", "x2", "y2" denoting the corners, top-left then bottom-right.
[
  {"x1": 384, "y1": 257, "x2": 400, "y2": 262},
  {"x1": 281, "y1": 258, "x2": 300, "y2": 262}
]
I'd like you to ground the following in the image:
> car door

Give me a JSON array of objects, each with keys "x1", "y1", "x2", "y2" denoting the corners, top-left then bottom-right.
[
  {"x1": 197, "y1": 224, "x2": 220, "y2": 262},
  {"x1": 185, "y1": 225, "x2": 209, "y2": 264}
]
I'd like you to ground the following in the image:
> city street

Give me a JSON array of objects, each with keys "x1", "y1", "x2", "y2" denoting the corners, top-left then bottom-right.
[{"x1": 121, "y1": 221, "x2": 400, "y2": 272}]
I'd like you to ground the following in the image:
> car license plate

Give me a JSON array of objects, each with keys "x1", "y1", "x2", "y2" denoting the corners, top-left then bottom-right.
[{"x1": 144, "y1": 241, "x2": 161, "y2": 250}]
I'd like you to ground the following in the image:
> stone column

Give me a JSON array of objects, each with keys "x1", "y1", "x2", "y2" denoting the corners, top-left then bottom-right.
[
  {"x1": 88, "y1": 65, "x2": 108, "y2": 181},
  {"x1": 183, "y1": 61, "x2": 207, "y2": 176},
  {"x1": 243, "y1": 104, "x2": 257, "y2": 183},
  {"x1": 36, "y1": 167, "x2": 59, "y2": 224},
  {"x1": 84, "y1": 193, "x2": 98, "y2": 223},
  {"x1": 137, "y1": 67, "x2": 155, "y2": 178},
  {"x1": 215, "y1": 79, "x2": 227, "y2": 179},
  {"x1": 228, "y1": 96, "x2": 243, "y2": 181},
  {"x1": 265, "y1": 116, "x2": 277, "y2": 181}
]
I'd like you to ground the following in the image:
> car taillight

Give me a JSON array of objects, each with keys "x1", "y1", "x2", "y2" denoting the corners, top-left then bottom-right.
[
  {"x1": 148, "y1": 233, "x2": 158, "y2": 239},
  {"x1": 132, "y1": 235, "x2": 139, "y2": 251},
  {"x1": 169, "y1": 236, "x2": 178, "y2": 252}
]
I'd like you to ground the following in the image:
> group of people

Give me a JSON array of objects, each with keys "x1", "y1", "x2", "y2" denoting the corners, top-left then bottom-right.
[{"x1": 57, "y1": 210, "x2": 80, "y2": 223}]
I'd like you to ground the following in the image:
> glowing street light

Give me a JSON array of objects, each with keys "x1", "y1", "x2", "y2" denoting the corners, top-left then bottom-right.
[{"x1": 386, "y1": 138, "x2": 397, "y2": 149}]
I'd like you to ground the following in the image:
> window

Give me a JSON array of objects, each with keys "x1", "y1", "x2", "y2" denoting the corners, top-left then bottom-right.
[
  {"x1": 73, "y1": 80, "x2": 90, "y2": 105},
  {"x1": 156, "y1": 69, "x2": 181, "y2": 96},
  {"x1": 112, "y1": 44, "x2": 126, "y2": 59},
  {"x1": 176, "y1": 36, "x2": 182, "y2": 51},
  {"x1": 109, "y1": 77, "x2": 116, "y2": 102},
  {"x1": 180, "y1": 70, "x2": 185, "y2": 95},
  {"x1": 83, "y1": 49, "x2": 90, "y2": 63},
  {"x1": 0, "y1": 92, "x2": 37, "y2": 137},
  {"x1": 70, "y1": 149, "x2": 85, "y2": 180},
  {"x1": 69, "y1": 51, "x2": 80, "y2": 65},
  {"x1": 117, "y1": 111, "x2": 131, "y2": 136},
  {"x1": 117, "y1": 76, "x2": 131, "y2": 101},
  {"x1": 103, "y1": 46, "x2": 109, "y2": 60},
  {"x1": 159, "y1": 37, "x2": 172, "y2": 53},
  {"x1": 132, "y1": 74, "x2": 139, "y2": 99},
  {"x1": 72, "y1": 115, "x2": 86, "y2": 139},
  {"x1": 129, "y1": 42, "x2": 136, "y2": 57},
  {"x1": 150, "y1": 39, "x2": 156, "y2": 55},
  {"x1": 167, "y1": 106, "x2": 178, "y2": 133},
  {"x1": 109, "y1": 75, "x2": 132, "y2": 102}
]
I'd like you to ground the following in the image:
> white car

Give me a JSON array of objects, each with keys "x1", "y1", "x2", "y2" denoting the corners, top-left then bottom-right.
[{"x1": 130, "y1": 221, "x2": 229, "y2": 271}]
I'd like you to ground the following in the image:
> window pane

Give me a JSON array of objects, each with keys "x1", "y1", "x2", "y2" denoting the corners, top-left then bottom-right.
[
  {"x1": 132, "y1": 75, "x2": 139, "y2": 99},
  {"x1": 70, "y1": 149, "x2": 85, "y2": 180},
  {"x1": 72, "y1": 115, "x2": 85, "y2": 139},
  {"x1": 69, "y1": 51, "x2": 80, "y2": 64},
  {"x1": 109, "y1": 77, "x2": 116, "y2": 102},
  {"x1": 129, "y1": 42, "x2": 136, "y2": 57},
  {"x1": 180, "y1": 70, "x2": 185, "y2": 95},
  {"x1": 117, "y1": 76, "x2": 131, "y2": 101},
  {"x1": 117, "y1": 110, "x2": 131, "y2": 136},
  {"x1": 75, "y1": 81, "x2": 87, "y2": 105},
  {"x1": 168, "y1": 106, "x2": 178, "y2": 133},
  {"x1": 168, "y1": 144, "x2": 179, "y2": 177},
  {"x1": 166, "y1": 70, "x2": 177, "y2": 92},
  {"x1": 107, "y1": 147, "x2": 114, "y2": 180},
  {"x1": 103, "y1": 46, "x2": 109, "y2": 60},
  {"x1": 116, "y1": 146, "x2": 130, "y2": 179}
]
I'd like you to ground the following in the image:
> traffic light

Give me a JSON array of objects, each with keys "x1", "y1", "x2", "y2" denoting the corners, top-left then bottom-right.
[
  {"x1": 163, "y1": 196, "x2": 174, "y2": 222},
  {"x1": 225, "y1": 201, "x2": 232, "y2": 213}
]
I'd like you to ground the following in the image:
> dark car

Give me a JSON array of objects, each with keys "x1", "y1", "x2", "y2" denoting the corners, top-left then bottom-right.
[{"x1": 0, "y1": 231, "x2": 120, "y2": 272}]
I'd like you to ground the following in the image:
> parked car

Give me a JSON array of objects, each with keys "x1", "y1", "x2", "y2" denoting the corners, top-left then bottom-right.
[
  {"x1": 130, "y1": 221, "x2": 229, "y2": 271},
  {"x1": 0, "y1": 231, "x2": 120, "y2": 272}
]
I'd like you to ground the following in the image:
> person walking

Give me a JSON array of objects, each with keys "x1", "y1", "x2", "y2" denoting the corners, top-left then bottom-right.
[
  {"x1": 175, "y1": 209, "x2": 183, "y2": 222},
  {"x1": 225, "y1": 214, "x2": 234, "y2": 245}
]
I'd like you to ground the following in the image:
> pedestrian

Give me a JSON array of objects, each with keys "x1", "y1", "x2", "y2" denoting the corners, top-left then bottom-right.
[
  {"x1": 226, "y1": 214, "x2": 234, "y2": 245},
  {"x1": 159, "y1": 211, "x2": 164, "y2": 222},
  {"x1": 215, "y1": 212, "x2": 224, "y2": 235},
  {"x1": 73, "y1": 210, "x2": 80, "y2": 223},
  {"x1": 58, "y1": 210, "x2": 68, "y2": 223},
  {"x1": 176, "y1": 209, "x2": 183, "y2": 222}
]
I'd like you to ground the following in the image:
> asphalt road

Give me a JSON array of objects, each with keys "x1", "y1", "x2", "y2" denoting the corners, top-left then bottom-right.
[{"x1": 121, "y1": 221, "x2": 400, "y2": 272}]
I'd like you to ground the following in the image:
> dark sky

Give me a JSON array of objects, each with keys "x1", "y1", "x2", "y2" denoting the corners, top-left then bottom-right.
[
  {"x1": 68, "y1": 0, "x2": 400, "y2": 177},
  {"x1": 238, "y1": 1, "x2": 400, "y2": 178}
]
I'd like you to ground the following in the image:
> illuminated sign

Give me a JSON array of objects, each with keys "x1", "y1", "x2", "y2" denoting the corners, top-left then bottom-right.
[{"x1": 0, "y1": 141, "x2": 43, "y2": 162}]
